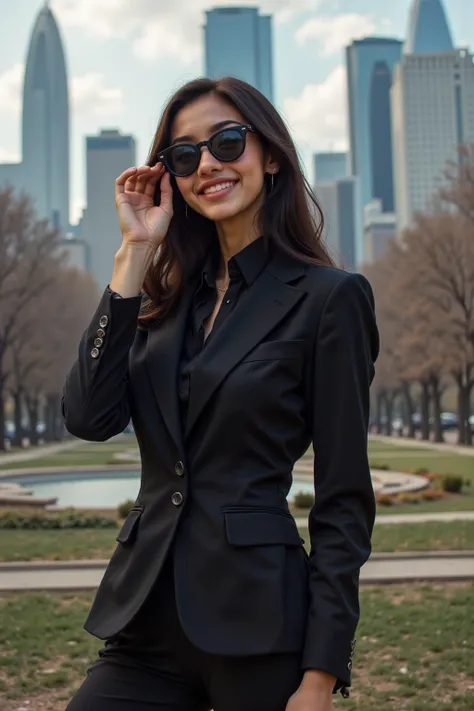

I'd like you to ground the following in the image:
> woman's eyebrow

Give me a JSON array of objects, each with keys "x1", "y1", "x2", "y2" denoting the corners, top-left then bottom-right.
[{"x1": 172, "y1": 120, "x2": 242, "y2": 144}]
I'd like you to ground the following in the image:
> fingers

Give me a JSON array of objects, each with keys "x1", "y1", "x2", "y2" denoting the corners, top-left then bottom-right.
[
  {"x1": 159, "y1": 171, "x2": 174, "y2": 212},
  {"x1": 115, "y1": 164, "x2": 166, "y2": 197}
]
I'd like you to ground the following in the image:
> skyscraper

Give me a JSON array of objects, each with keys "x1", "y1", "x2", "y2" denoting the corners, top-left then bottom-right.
[
  {"x1": 85, "y1": 130, "x2": 136, "y2": 289},
  {"x1": 204, "y1": 7, "x2": 273, "y2": 101},
  {"x1": 405, "y1": 0, "x2": 453, "y2": 54},
  {"x1": 391, "y1": 49, "x2": 474, "y2": 232},
  {"x1": 346, "y1": 38, "x2": 403, "y2": 217},
  {"x1": 22, "y1": 2, "x2": 70, "y2": 230},
  {"x1": 315, "y1": 177, "x2": 362, "y2": 270},
  {"x1": 313, "y1": 153, "x2": 347, "y2": 183}
]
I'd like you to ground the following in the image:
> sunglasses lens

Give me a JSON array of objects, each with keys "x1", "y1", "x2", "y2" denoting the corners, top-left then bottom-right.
[
  {"x1": 167, "y1": 145, "x2": 199, "y2": 176},
  {"x1": 211, "y1": 128, "x2": 245, "y2": 161}
]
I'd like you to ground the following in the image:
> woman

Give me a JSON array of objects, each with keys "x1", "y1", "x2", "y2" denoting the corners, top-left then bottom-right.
[{"x1": 63, "y1": 76, "x2": 379, "y2": 711}]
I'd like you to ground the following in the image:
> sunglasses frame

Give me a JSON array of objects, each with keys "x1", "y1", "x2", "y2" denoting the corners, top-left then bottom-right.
[{"x1": 157, "y1": 123, "x2": 255, "y2": 177}]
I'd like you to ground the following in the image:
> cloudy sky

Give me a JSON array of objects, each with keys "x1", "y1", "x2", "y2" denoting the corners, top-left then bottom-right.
[{"x1": 0, "y1": 0, "x2": 473, "y2": 223}]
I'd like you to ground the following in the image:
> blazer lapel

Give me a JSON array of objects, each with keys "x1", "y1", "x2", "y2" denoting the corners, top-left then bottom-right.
[
  {"x1": 185, "y1": 254, "x2": 306, "y2": 440},
  {"x1": 145, "y1": 285, "x2": 195, "y2": 454}
]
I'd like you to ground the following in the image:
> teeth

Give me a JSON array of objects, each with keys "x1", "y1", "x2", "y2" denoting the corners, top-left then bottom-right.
[{"x1": 203, "y1": 181, "x2": 235, "y2": 195}]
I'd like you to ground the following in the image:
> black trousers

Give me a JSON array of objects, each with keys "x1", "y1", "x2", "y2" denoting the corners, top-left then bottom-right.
[{"x1": 66, "y1": 557, "x2": 303, "y2": 711}]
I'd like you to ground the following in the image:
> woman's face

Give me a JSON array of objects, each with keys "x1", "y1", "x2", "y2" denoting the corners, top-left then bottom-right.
[{"x1": 169, "y1": 93, "x2": 277, "y2": 225}]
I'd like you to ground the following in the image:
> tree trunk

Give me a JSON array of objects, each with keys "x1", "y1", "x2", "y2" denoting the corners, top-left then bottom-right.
[
  {"x1": 46, "y1": 393, "x2": 63, "y2": 441},
  {"x1": 456, "y1": 379, "x2": 473, "y2": 445},
  {"x1": 430, "y1": 374, "x2": 444, "y2": 443},
  {"x1": 385, "y1": 391, "x2": 396, "y2": 436},
  {"x1": 420, "y1": 380, "x2": 430, "y2": 441},
  {"x1": 26, "y1": 395, "x2": 39, "y2": 446},
  {"x1": 0, "y1": 375, "x2": 6, "y2": 452},
  {"x1": 11, "y1": 390, "x2": 23, "y2": 448},
  {"x1": 401, "y1": 381, "x2": 415, "y2": 438},
  {"x1": 375, "y1": 391, "x2": 385, "y2": 434}
]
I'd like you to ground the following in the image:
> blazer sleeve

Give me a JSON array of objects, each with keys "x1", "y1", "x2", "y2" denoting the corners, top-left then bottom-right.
[
  {"x1": 302, "y1": 272, "x2": 379, "y2": 694},
  {"x1": 62, "y1": 287, "x2": 143, "y2": 441}
]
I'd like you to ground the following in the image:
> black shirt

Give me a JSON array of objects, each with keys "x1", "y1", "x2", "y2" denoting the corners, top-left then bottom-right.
[{"x1": 179, "y1": 237, "x2": 270, "y2": 428}]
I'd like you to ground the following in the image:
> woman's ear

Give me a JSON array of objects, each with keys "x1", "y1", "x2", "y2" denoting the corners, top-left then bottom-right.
[{"x1": 265, "y1": 156, "x2": 280, "y2": 175}]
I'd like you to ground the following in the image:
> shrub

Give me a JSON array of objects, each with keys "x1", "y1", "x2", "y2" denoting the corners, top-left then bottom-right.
[
  {"x1": 376, "y1": 494, "x2": 394, "y2": 506},
  {"x1": 395, "y1": 493, "x2": 421, "y2": 505},
  {"x1": 414, "y1": 467, "x2": 429, "y2": 475},
  {"x1": 0, "y1": 509, "x2": 117, "y2": 530},
  {"x1": 420, "y1": 488, "x2": 444, "y2": 501},
  {"x1": 293, "y1": 491, "x2": 314, "y2": 509},
  {"x1": 117, "y1": 499, "x2": 136, "y2": 519},
  {"x1": 440, "y1": 475, "x2": 464, "y2": 493}
]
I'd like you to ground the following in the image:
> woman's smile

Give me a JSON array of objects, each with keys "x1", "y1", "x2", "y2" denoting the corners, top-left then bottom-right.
[{"x1": 199, "y1": 179, "x2": 239, "y2": 201}]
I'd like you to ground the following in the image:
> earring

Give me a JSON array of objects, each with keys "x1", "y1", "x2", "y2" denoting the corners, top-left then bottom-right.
[{"x1": 271, "y1": 173, "x2": 274, "y2": 192}]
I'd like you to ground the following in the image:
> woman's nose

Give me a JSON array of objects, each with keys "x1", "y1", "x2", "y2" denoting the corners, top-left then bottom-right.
[{"x1": 197, "y1": 146, "x2": 222, "y2": 175}]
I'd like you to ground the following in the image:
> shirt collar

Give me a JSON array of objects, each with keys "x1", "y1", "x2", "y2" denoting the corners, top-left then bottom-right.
[{"x1": 201, "y1": 236, "x2": 269, "y2": 290}]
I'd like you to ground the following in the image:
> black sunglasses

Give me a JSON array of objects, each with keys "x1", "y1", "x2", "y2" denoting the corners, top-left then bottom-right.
[{"x1": 157, "y1": 124, "x2": 255, "y2": 177}]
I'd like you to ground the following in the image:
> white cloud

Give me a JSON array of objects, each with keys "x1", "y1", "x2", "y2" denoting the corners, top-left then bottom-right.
[
  {"x1": 283, "y1": 66, "x2": 347, "y2": 150},
  {"x1": 71, "y1": 74, "x2": 124, "y2": 117},
  {"x1": 52, "y1": 0, "x2": 330, "y2": 62},
  {"x1": 0, "y1": 63, "x2": 24, "y2": 116},
  {"x1": 0, "y1": 146, "x2": 21, "y2": 162},
  {"x1": 296, "y1": 14, "x2": 391, "y2": 55}
]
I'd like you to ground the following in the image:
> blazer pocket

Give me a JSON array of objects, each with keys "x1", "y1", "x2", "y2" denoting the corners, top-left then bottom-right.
[
  {"x1": 116, "y1": 506, "x2": 144, "y2": 544},
  {"x1": 242, "y1": 339, "x2": 304, "y2": 363},
  {"x1": 224, "y1": 509, "x2": 302, "y2": 547}
]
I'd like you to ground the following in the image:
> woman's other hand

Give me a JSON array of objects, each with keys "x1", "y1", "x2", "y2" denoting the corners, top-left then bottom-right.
[
  {"x1": 286, "y1": 671, "x2": 335, "y2": 711},
  {"x1": 115, "y1": 163, "x2": 174, "y2": 249}
]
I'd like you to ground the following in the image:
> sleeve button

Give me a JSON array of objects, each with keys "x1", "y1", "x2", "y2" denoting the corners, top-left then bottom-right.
[
  {"x1": 99, "y1": 315, "x2": 109, "y2": 328},
  {"x1": 97, "y1": 328, "x2": 106, "y2": 338},
  {"x1": 94, "y1": 338, "x2": 104, "y2": 348},
  {"x1": 91, "y1": 348, "x2": 100, "y2": 359}
]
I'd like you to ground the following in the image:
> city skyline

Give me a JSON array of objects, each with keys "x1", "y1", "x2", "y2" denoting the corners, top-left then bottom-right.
[{"x1": 0, "y1": 0, "x2": 473, "y2": 224}]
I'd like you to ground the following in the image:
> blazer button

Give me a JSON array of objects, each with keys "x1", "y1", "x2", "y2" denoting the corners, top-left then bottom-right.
[
  {"x1": 175, "y1": 461, "x2": 185, "y2": 476},
  {"x1": 171, "y1": 492, "x2": 184, "y2": 506},
  {"x1": 99, "y1": 315, "x2": 109, "y2": 328},
  {"x1": 91, "y1": 348, "x2": 100, "y2": 359}
]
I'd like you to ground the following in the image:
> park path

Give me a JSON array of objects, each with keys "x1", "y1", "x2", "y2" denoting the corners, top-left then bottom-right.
[
  {"x1": 294, "y1": 511, "x2": 474, "y2": 525},
  {"x1": 0, "y1": 552, "x2": 473, "y2": 592},
  {"x1": 371, "y1": 434, "x2": 474, "y2": 456},
  {"x1": 0, "y1": 438, "x2": 85, "y2": 465}
]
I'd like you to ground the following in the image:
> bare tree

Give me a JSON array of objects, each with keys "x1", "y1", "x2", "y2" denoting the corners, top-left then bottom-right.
[
  {"x1": 0, "y1": 187, "x2": 61, "y2": 449},
  {"x1": 401, "y1": 212, "x2": 474, "y2": 444}
]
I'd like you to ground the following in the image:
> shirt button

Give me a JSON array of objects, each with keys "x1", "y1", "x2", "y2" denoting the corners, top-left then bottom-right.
[
  {"x1": 175, "y1": 461, "x2": 185, "y2": 477},
  {"x1": 171, "y1": 492, "x2": 184, "y2": 506}
]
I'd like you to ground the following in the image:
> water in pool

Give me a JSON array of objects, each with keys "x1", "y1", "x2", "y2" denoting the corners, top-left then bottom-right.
[{"x1": 6, "y1": 471, "x2": 314, "y2": 508}]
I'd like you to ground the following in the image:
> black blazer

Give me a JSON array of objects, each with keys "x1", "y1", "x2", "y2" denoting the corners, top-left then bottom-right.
[{"x1": 62, "y1": 249, "x2": 379, "y2": 693}]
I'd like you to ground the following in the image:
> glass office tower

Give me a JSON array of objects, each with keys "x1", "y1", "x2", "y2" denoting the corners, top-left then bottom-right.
[{"x1": 204, "y1": 7, "x2": 273, "y2": 102}]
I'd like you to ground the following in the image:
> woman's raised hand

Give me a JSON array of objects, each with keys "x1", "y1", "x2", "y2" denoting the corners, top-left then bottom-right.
[{"x1": 115, "y1": 164, "x2": 174, "y2": 249}]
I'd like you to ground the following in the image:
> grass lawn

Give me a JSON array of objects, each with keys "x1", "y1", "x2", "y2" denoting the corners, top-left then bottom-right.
[
  {"x1": 1, "y1": 521, "x2": 474, "y2": 563},
  {"x1": 0, "y1": 436, "x2": 138, "y2": 471},
  {"x1": 0, "y1": 582, "x2": 472, "y2": 710}
]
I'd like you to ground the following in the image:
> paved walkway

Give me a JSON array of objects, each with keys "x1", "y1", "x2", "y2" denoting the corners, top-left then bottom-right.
[
  {"x1": 294, "y1": 511, "x2": 474, "y2": 525},
  {"x1": 371, "y1": 434, "x2": 474, "y2": 456},
  {"x1": 0, "y1": 552, "x2": 472, "y2": 591},
  {"x1": 0, "y1": 438, "x2": 84, "y2": 466}
]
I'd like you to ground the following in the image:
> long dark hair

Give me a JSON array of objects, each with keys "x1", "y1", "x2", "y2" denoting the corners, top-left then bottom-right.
[{"x1": 140, "y1": 76, "x2": 333, "y2": 326}]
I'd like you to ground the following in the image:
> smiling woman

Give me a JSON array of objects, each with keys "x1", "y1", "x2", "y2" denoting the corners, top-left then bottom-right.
[{"x1": 62, "y1": 75, "x2": 379, "y2": 711}]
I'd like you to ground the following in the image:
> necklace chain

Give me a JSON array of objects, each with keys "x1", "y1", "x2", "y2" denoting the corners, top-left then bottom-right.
[{"x1": 216, "y1": 283, "x2": 228, "y2": 293}]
